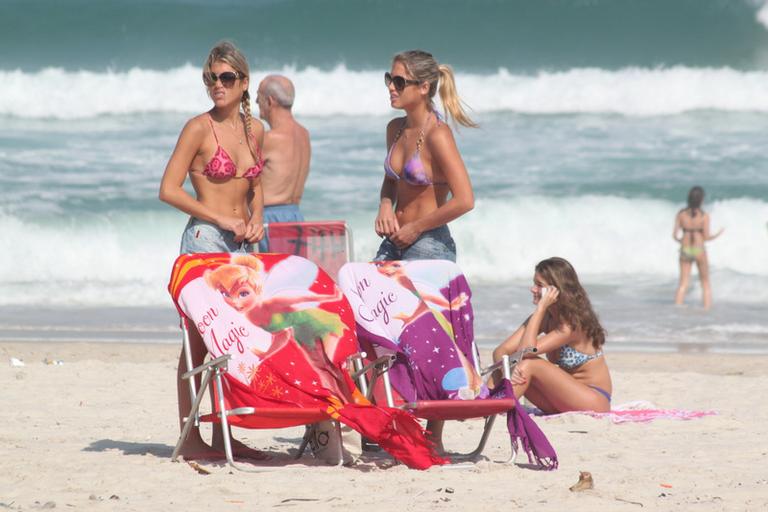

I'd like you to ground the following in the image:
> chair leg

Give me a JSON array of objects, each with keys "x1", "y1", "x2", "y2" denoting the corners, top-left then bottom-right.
[
  {"x1": 209, "y1": 369, "x2": 285, "y2": 473},
  {"x1": 171, "y1": 368, "x2": 214, "y2": 462},
  {"x1": 333, "y1": 421, "x2": 344, "y2": 467},
  {"x1": 447, "y1": 414, "x2": 497, "y2": 461},
  {"x1": 504, "y1": 438, "x2": 519, "y2": 464},
  {"x1": 213, "y1": 369, "x2": 239, "y2": 470},
  {"x1": 296, "y1": 424, "x2": 314, "y2": 459}
]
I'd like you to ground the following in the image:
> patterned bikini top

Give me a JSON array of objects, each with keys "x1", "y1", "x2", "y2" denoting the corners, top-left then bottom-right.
[
  {"x1": 557, "y1": 345, "x2": 603, "y2": 371},
  {"x1": 201, "y1": 115, "x2": 264, "y2": 180},
  {"x1": 383, "y1": 112, "x2": 446, "y2": 186}
]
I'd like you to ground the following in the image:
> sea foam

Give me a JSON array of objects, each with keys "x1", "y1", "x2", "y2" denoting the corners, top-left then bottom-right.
[
  {"x1": 4, "y1": 65, "x2": 768, "y2": 119},
  {"x1": 1, "y1": 196, "x2": 765, "y2": 307}
]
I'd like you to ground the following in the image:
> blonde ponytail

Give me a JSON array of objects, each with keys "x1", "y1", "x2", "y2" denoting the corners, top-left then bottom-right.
[
  {"x1": 437, "y1": 65, "x2": 477, "y2": 128},
  {"x1": 393, "y1": 50, "x2": 478, "y2": 128}
]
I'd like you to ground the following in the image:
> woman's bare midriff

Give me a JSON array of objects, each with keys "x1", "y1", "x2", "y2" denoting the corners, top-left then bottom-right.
[
  {"x1": 394, "y1": 182, "x2": 449, "y2": 227},
  {"x1": 190, "y1": 173, "x2": 252, "y2": 223}
]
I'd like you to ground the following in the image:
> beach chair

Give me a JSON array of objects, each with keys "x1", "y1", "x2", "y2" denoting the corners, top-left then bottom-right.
[
  {"x1": 168, "y1": 252, "x2": 446, "y2": 471},
  {"x1": 259, "y1": 220, "x2": 354, "y2": 455},
  {"x1": 261, "y1": 220, "x2": 353, "y2": 281},
  {"x1": 338, "y1": 260, "x2": 558, "y2": 468}
]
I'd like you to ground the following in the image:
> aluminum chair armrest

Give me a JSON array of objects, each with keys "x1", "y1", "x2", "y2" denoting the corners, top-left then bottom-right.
[
  {"x1": 480, "y1": 347, "x2": 538, "y2": 380},
  {"x1": 181, "y1": 354, "x2": 231, "y2": 380},
  {"x1": 349, "y1": 354, "x2": 396, "y2": 380}
]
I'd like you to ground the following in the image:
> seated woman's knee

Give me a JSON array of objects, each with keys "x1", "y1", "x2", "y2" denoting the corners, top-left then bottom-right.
[{"x1": 515, "y1": 358, "x2": 533, "y2": 378}]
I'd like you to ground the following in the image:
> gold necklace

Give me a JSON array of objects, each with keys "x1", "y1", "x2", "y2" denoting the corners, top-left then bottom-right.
[{"x1": 222, "y1": 117, "x2": 243, "y2": 144}]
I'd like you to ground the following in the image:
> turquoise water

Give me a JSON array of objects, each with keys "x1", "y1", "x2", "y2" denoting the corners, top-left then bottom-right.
[
  {"x1": 0, "y1": 0, "x2": 766, "y2": 351},
  {"x1": 3, "y1": 0, "x2": 768, "y2": 71}
]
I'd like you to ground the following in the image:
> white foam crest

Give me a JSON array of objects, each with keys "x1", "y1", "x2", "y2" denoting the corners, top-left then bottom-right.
[
  {"x1": 757, "y1": 2, "x2": 768, "y2": 29},
  {"x1": 0, "y1": 196, "x2": 766, "y2": 307},
  {"x1": 0, "y1": 65, "x2": 209, "y2": 119},
  {"x1": 469, "y1": 67, "x2": 768, "y2": 116},
  {"x1": 0, "y1": 212, "x2": 182, "y2": 306},
  {"x1": 5, "y1": 64, "x2": 768, "y2": 118},
  {"x1": 690, "y1": 323, "x2": 768, "y2": 334}
]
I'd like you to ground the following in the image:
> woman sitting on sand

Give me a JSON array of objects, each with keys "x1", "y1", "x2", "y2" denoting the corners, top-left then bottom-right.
[
  {"x1": 374, "y1": 49, "x2": 476, "y2": 262},
  {"x1": 673, "y1": 186, "x2": 724, "y2": 310},
  {"x1": 492, "y1": 257, "x2": 612, "y2": 413}
]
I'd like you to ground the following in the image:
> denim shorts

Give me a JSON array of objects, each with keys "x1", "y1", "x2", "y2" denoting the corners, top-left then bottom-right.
[
  {"x1": 179, "y1": 218, "x2": 254, "y2": 254},
  {"x1": 373, "y1": 225, "x2": 457, "y2": 262}
]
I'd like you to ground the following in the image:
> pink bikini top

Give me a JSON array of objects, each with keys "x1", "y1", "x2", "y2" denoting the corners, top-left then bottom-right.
[
  {"x1": 201, "y1": 115, "x2": 264, "y2": 180},
  {"x1": 384, "y1": 112, "x2": 446, "y2": 186}
]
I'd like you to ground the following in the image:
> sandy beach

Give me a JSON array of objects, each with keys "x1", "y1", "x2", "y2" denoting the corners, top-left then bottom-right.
[{"x1": 1, "y1": 342, "x2": 766, "y2": 511}]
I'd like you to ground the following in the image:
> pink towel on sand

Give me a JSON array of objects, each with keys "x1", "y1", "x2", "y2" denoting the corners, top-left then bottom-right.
[{"x1": 539, "y1": 401, "x2": 717, "y2": 424}]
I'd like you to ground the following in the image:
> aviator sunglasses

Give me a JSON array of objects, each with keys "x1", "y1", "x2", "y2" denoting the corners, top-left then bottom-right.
[
  {"x1": 203, "y1": 71, "x2": 243, "y2": 88},
  {"x1": 384, "y1": 71, "x2": 420, "y2": 92}
]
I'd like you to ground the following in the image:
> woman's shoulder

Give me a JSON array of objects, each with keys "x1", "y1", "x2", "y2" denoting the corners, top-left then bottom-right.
[
  {"x1": 179, "y1": 113, "x2": 210, "y2": 140},
  {"x1": 424, "y1": 121, "x2": 456, "y2": 149}
]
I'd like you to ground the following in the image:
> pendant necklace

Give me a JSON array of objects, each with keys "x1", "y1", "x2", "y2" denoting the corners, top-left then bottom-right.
[{"x1": 227, "y1": 117, "x2": 243, "y2": 144}]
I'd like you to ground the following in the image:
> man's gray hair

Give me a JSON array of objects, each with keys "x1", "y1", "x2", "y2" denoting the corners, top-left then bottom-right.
[{"x1": 262, "y1": 75, "x2": 295, "y2": 108}]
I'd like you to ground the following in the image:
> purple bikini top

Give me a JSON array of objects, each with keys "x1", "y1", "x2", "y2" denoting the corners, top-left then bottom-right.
[
  {"x1": 384, "y1": 113, "x2": 445, "y2": 186},
  {"x1": 202, "y1": 115, "x2": 264, "y2": 180}
]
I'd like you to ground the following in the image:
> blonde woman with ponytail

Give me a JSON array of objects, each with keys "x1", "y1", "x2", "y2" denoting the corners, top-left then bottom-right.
[
  {"x1": 375, "y1": 51, "x2": 477, "y2": 452},
  {"x1": 159, "y1": 41, "x2": 267, "y2": 461},
  {"x1": 375, "y1": 50, "x2": 477, "y2": 262}
]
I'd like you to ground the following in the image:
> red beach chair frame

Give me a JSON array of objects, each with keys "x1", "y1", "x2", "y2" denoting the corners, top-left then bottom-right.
[
  {"x1": 170, "y1": 315, "x2": 346, "y2": 472},
  {"x1": 337, "y1": 258, "x2": 537, "y2": 463},
  {"x1": 351, "y1": 341, "x2": 537, "y2": 463},
  {"x1": 262, "y1": 220, "x2": 353, "y2": 281},
  {"x1": 171, "y1": 221, "x2": 355, "y2": 471}
]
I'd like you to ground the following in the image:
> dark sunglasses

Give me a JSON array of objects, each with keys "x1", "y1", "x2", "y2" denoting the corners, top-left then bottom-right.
[
  {"x1": 384, "y1": 72, "x2": 420, "y2": 92},
  {"x1": 203, "y1": 71, "x2": 243, "y2": 88}
]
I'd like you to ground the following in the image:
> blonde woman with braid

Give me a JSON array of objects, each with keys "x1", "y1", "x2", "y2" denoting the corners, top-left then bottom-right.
[
  {"x1": 159, "y1": 41, "x2": 266, "y2": 461},
  {"x1": 374, "y1": 50, "x2": 477, "y2": 262}
]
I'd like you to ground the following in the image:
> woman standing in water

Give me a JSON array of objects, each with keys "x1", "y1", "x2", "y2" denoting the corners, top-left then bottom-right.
[
  {"x1": 159, "y1": 41, "x2": 266, "y2": 460},
  {"x1": 673, "y1": 186, "x2": 724, "y2": 309},
  {"x1": 374, "y1": 50, "x2": 477, "y2": 262}
]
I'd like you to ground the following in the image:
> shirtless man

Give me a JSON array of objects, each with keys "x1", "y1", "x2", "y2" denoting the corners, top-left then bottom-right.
[{"x1": 256, "y1": 75, "x2": 311, "y2": 252}]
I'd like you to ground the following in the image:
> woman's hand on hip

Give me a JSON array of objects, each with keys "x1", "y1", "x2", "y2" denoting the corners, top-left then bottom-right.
[
  {"x1": 217, "y1": 215, "x2": 247, "y2": 242},
  {"x1": 245, "y1": 220, "x2": 265, "y2": 243},
  {"x1": 390, "y1": 223, "x2": 422, "y2": 249},
  {"x1": 375, "y1": 203, "x2": 400, "y2": 237}
]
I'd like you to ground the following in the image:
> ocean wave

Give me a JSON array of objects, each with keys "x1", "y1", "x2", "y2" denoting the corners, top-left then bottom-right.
[
  {"x1": 1, "y1": 196, "x2": 766, "y2": 307},
  {"x1": 5, "y1": 65, "x2": 768, "y2": 119}
]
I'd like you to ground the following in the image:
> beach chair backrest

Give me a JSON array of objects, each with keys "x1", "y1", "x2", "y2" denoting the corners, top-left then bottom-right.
[
  {"x1": 169, "y1": 252, "x2": 359, "y2": 427},
  {"x1": 337, "y1": 260, "x2": 485, "y2": 404},
  {"x1": 264, "y1": 221, "x2": 352, "y2": 281}
]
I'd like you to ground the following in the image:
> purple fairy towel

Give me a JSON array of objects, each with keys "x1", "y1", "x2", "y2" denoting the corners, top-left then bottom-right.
[
  {"x1": 491, "y1": 379, "x2": 558, "y2": 470},
  {"x1": 338, "y1": 260, "x2": 485, "y2": 402}
]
